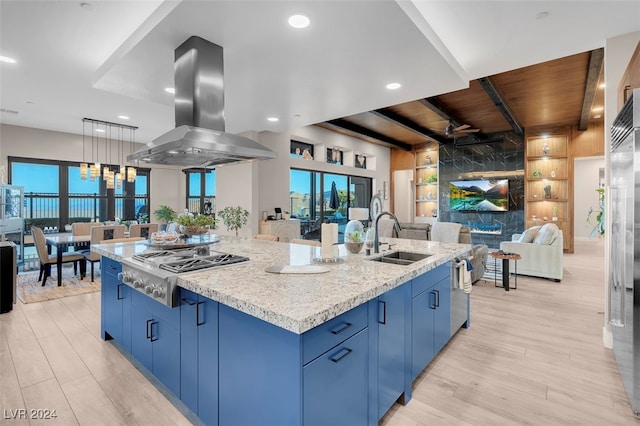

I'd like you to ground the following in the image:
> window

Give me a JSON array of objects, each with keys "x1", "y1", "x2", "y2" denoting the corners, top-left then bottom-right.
[
  {"x1": 291, "y1": 168, "x2": 371, "y2": 242},
  {"x1": 185, "y1": 169, "x2": 216, "y2": 215},
  {"x1": 9, "y1": 157, "x2": 150, "y2": 230}
]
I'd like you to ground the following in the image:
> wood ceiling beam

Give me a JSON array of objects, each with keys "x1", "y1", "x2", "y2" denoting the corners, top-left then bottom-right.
[
  {"x1": 477, "y1": 76, "x2": 524, "y2": 136},
  {"x1": 370, "y1": 109, "x2": 448, "y2": 144},
  {"x1": 323, "y1": 119, "x2": 413, "y2": 151},
  {"x1": 418, "y1": 97, "x2": 484, "y2": 143},
  {"x1": 579, "y1": 48, "x2": 604, "y2": 131}
]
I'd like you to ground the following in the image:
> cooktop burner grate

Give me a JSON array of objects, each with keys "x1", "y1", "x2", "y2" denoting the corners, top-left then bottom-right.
[{"x1": 159, "y1": 253, "x2": 249, "y2": 273}]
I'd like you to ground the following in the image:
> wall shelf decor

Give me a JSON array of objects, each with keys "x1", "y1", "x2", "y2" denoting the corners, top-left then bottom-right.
[
  {"x1": 524, "y1": 134, "x2": 572, "y2": 251},
  {"x1": 414, "y1": 142, "x2": 439, "y2": 223}
]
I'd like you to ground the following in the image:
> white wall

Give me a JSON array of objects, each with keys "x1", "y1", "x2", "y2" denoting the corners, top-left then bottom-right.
[
  {"x1": 256, "y1": 126, "x2": 391, "y2": 219},
  {"x1": 215, "y1": 161, "x2": 259, "y2": 238},
  {"x1": 574, "y1": 156, "x2": 604, "y2": 240}
]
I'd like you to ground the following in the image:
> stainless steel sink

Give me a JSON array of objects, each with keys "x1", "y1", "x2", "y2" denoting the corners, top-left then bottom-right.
[{"x1": 368, "y1": 251, "x2": 431, "y2": 266}]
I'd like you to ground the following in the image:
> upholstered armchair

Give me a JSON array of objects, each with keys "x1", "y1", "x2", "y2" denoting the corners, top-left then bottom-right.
[{"x1": 500, "y1": 224, "x2": 563, "y2": 281}]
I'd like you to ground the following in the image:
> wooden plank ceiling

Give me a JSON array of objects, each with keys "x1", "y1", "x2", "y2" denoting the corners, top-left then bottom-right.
[{"x1": 315, "y1": 49, "x2": 604, "y2": 150}]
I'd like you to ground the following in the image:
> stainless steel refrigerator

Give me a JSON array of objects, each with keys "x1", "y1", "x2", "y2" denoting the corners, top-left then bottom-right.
[
  {"x1": 0, "y1": 184, "x2": 24, "y2": 265},
  {"x1": 610, "y1": 88, "x2": 640, "y2": 414}
]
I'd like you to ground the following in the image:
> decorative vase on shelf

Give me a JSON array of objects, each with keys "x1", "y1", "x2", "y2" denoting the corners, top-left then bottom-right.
[{"x1": 344, "y1": 220, "x2": 364, "y2": 254}]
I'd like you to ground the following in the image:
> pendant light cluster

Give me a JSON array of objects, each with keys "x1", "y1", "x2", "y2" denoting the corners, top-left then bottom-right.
[{"x1": 80, "y1": 118, "x2": 138, "y2": 189}]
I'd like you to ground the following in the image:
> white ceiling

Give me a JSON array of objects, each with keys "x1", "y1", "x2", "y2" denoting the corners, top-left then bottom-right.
[{"x1": 1, "y1": 0, "x2": 639, "y2": 145}]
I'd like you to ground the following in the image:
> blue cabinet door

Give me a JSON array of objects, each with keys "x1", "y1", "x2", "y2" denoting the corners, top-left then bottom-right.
[
  {"x1": 411, "y1": 289, "x2": 436, "y2": 381},
  {"x1": 130, "y1": 294, "x2": 153, "y2": 373},
  {"x1": 131, "y1": 291, "x2": 181, "y2": 396},
  {"x1": 101, "y1": 257, "x2": 121, "y2": 341},
  {"x1": 197, "y1": 294, "x2": 218, "y2": 426},
  {"x1": 432, "y1": 278, "x2": 451, "y2": 355},
  {"x1": 151, "y1": 316, "x2": 181, "y2": 396},
  {"x1": 377, "y1": 284, "x2": 406, "y2": 419},
  {"x1": 180, "y1": 288, "x2": 219, "y2": 425},
  {"x1": 180, "y1": 291, "x2": 199, "y2": 414},
  {"x1": 304, "y1": 328, "x2": 369, "y2": 426}
]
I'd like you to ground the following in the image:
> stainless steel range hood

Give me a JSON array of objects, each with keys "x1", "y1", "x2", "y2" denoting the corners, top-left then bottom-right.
[{"x1": 128, "y1": 36, "x2": 275, "y2": 167}]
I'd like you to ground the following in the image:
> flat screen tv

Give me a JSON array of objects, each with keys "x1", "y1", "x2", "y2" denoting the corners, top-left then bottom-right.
[{"x1": 449, "y1": 179, "x2": 509, "y2": 212}]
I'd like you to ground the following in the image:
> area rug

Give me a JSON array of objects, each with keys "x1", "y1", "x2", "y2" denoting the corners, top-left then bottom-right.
[{"x1": 17, "y1": 266, "x2": 101, "y2": 304}]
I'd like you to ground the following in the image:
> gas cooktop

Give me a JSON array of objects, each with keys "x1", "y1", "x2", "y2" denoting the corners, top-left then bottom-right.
[{"x1": 120, "y1": 247, "x2": 250, "y2": 307}]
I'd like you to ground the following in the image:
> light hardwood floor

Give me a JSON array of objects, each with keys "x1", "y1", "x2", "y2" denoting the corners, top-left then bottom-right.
[{"x1": 1, "y1": 240, "x2": 638, "y2": 425}]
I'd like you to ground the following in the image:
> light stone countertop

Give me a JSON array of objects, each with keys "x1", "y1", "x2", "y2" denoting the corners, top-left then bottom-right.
[{"x1": 93, "y1": 236, "x2": 471, "y2": 334}]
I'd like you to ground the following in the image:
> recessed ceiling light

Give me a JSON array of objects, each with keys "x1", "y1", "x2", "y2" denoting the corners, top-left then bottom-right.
[
  {"x1": 267, "y1": 117, "x2": 279, "y2": 122},
  {"x1": 288, "y1": 14, "x2": 310, "y2": 29},
  {"x1": 0, "y1": 56, "x2": 16, "y2": 64},
  {"x1": 386, "y1": 82, "x2": 402, "y2": 90},
  {"x1": 80, "y1": 2, "x2": 93, "y2": 11},
  {"x1": 165, "y1": 87, "x2": 175, "y2": 94},
  {"x1": 535, "y1": 11, "x2": 549, "y2": 20},
  {"x1": 118, "y1": 115, "x2": 130, "y2": 120}
]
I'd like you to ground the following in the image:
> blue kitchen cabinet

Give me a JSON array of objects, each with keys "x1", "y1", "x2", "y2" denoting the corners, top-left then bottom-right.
[
  {"x1": 100, "y1": 256, "x2": 132, "y2": 352},
  {"x1": 131, "y1": 290, "x2": 181, "y2": 396},
  {"x1": 218, "y1": 302, "x2": 371, "y2": 426},
  {"x1": 180, "y1": 288, "x2": 218, "y2": 426},
  {"x1": 411, "y1": 264, "x2": 451, "y2": 381},
  {"x1": 303, "y1": 328, "x2": 369, "y2": 426},
  {"x1": 376, "y1": 282, "x2": 411, "y2": 420}
]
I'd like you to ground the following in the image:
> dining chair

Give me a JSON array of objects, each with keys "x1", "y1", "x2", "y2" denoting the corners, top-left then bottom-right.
[
  {"x1": 290, "y1": 238, "x2": 321, "y2": 247},
  {"x1": 253, "y1": 234, "x2": 279, "y2": 241},
  {"x1": 84, "y1": 225, "x2": 126, "y2": 282},
  {"x1": 129, "y1": 223, "x2": 159, "y2": 239},
  {"x1": 72, "y1": 221, "x2": 100, "y2": 236},
  {"x1": 32, "y1": 226, "x2": 86, "y2": 286},
  {"x1": 100, "y1": 237, "x2": 145, "y2": 244}
]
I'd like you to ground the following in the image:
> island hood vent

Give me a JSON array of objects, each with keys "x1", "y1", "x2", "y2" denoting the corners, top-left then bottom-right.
[{"x1": 128, "y1": 36, "x2": 275, "y2": 167}]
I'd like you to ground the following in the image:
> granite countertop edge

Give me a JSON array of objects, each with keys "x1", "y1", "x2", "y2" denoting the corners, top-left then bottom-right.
[{"x1": 92, "y1": 237, "x2": 472, "y2": 334}]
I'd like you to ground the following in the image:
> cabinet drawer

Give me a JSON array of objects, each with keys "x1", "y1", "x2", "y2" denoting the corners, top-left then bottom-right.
[
  {"x1": 412, "y1": 263, "x2": 449, "y2": 298},
  {"x1": 303, "y1": 303, "x2": 367, "y2": 365},
  {"x1": 101, "y1": 256, "x2": 122, "y2": 276},
  {"x1": 131, "y1": 290, "x2": 181, "y2": 327},
  {"x1": 303, "y1": 328, "x2": 368, "y2": 426}
]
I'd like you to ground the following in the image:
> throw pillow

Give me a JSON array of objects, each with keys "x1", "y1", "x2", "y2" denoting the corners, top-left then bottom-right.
[
  {"x1": 533, "y1": 223, "x2": 559, "y2": 245},
  {"x1": 518, "y1": 226, "x2": 541, "y2": 243}
]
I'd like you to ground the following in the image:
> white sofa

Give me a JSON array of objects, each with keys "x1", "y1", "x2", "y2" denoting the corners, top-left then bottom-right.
[{"x1": 500, "y1": 225, "x2": 563, "y2": 282}]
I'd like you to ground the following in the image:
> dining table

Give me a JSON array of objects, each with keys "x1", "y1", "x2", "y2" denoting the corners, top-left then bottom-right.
[{"x1": 45, "y1": 234, "x2": 91, "y2": 286}]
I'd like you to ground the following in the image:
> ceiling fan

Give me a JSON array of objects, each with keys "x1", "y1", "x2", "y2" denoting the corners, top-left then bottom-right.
[{"x1": 444, "y1": 121, "x2": 480, "y2": 138}]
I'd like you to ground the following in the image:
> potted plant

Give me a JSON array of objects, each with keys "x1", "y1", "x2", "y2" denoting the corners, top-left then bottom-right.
[
  {"x1": 552, "y1": 205, "x2": 559, "y2": 221},
  {"x1": 154, "y1": 205, "x2": 177, "y2": 230},
  {"x1": 175, "y1": 210, "x2": 217, "y2": 235},
  {"x1": 218, "y1": 206, "x2": 249, "y2": 237}
]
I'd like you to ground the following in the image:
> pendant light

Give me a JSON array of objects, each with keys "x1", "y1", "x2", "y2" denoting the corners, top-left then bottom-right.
[{"x1": 80, "y1": 118, "x2": 138, "y2": 184}]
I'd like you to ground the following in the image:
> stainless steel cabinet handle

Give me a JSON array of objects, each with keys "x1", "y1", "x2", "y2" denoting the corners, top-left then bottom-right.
[
  {"x1": 330, "y1": 347, "x2": 353, "y2": 363},
  {"x1": 378, "y1": 300, "x2": 386, "y2": 325},
  {"x1": 330, "y1": 322, "x2": 352, "y2": 335},
  {"x1": 196, "y1": 301, "x2": 205, "y2": 326}
]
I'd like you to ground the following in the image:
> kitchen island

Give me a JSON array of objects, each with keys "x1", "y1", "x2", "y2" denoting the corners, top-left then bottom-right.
[{"x1": 93, "y1": 237, "x2": 471, "y2": 426}]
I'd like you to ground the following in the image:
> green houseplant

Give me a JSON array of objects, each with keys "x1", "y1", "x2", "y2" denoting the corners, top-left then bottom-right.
[
  {"x1": 153, "y1": 205, "x2": 177, "y2": 225},
  {"x1": 175, "y1": 210, "x2": 217, "y2": 235},
  {"x1": 218, "y1": 206, "x2": 249, "y2": 237},
  {"x1": 587, "y1": 187, "x2": 605, "y2": 237}
]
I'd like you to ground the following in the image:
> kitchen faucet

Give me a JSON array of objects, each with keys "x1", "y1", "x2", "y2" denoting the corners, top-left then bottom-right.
[{"x1": 374, "y1": 211, "x2": 401, "y2": 253}]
